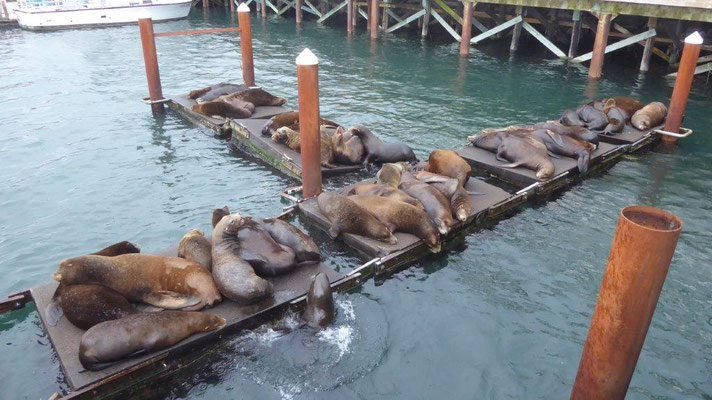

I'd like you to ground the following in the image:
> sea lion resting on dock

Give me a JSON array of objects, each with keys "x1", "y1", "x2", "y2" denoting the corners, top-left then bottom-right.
[
  {"x1": 523, "y1": 129, "x2": 594, "y2": 174},
  {"x1": 59, "y1": 284, "x2": 136, "y2": 330},
  {"x1": 232, "y1": 216, "x2": 297, "y2": 277},
  {"x1": 412, "y1": 171, "x2": 472, "y2": 222},
  {"x1": 496, "y1": 135, "x2": 555, "y2": 180},
  {"x1": 425, "y1": 149, "x2": 471, "y2": 188},
  {"x1": 178, "y1": 229, "x2": 212, "y2": 271},
  {"x1": 79, "y1": 311, "x2": 226, "y2": 371},
  {"x1": 191, "y1": 100, "x2": 253, "y2": 119},
  {"x1": 533, "y1": 122, "x2": 599, "y2": 147},
  {"x1": 261, "y1": 111, "x2": 340, "y2": 137},
  {"x1": 220, "y1": 87, "x2": 287, "y2": 107},
  {"x1": 599, "y1": 106, "x2": 628, "y2": 135},
  {"x1": 301, "y1": 273, "x2": 335, "y2": 329},
  {"x1": 344, "y1": 183, "x2": 424, "y2": 211},
  {"x1": 376, "y1": 163, "x2": 405, "y2": 188},
  {"x1": 346, "y1": 125, "x2": 417, "y2": 167},
  {"x1": 188, "y1": 83, "x2": 247, "y2": 102},
  {"x1": 261, "y1": 218, "x2": 321, "y2": 265},
  {"x1": 590, "y1": 96, "x2": 644, "y2": 116},
  {"x1": 576, "y1": 105, "x2": 609, "y2": 131},
  {"x1": 54, "y1": 254, "x2": 222, "y2": 311},
  {"x1": 560, "y1": 109, "x2": 585, "y2": 127},
  {"x1": 467, "y1": 125, "x2": 534, "y2": 152},
  {"x1": 271, "y1": 125, "x2": 338, "y2": 168},
  {"x1": 317, "y1": 192, "x2": 397, "y2": 245},
  {"x1": 398, "y1": 180, "x2": 454, "y2": 235},
  {"x1": 631, "y1": 102, "x2": 667, "y2": 131},
  {"x1": 331, "y1": 127, "x2": 365, "y2": 165}
]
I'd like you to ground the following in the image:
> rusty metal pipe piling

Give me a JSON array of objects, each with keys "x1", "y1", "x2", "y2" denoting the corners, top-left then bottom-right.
[
  {"x1": 138, "y1": 18, "x2": 164, "y2": 112},
  {"x1": 238, "y1": 3, "x2": 256, "y2": 86},
  {"x1": 296, "y1": 49, "x2": 322, "y2": 198},
  {"x1": 663, "y1": 32, "x2": 703, "y2": 146}
]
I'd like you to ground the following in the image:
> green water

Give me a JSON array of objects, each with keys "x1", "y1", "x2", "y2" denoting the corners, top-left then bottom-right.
[{"x1": 1, "y1": 8, "x2": 711, "y2": 399}]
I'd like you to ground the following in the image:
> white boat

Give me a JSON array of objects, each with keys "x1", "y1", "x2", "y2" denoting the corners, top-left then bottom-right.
[{"x1": 14, "y1": 0, "x2": 192, "y2": 30}]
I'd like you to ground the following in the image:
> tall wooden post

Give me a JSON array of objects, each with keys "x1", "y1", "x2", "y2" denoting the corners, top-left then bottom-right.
[
  {"x1": 138, "y1": 18, "x2": 164, "y2": 112},
  {"x1": 230, "y1": 0, "x2": 235, "y2": 12},
  {"x1": 347, "y1": 0, "x2": 354, "y2": 35},
  {"x1": 571, "y1": 206, "x2": 682, "y2": 400},
  {"x1": 639, "y1": 17, "x2": 657, "y2": 72},
  {"x1": 238, "y1": 3, "x2": 256, "y2": 86},
  {"x1": 203, "y1": 0, "x2": 209, "y2": 10},
  {"x1": 589, "y1": 13, "x2": 612, "y2": 79},
  {"x1": 510, "y1": 6, "x2": 523, "y2": 52},
  {"x1": 421, "y1": 0, "x2": 430, "y2": 39},
  {"x1": 381, "y1": 0, "x2": 389, "y2": 30},
  {"x1": 662, "y1": 32, "x2": 702, "y2": 146},
  {"x1": 296, "y1": 49, "x2": 322, "y2": 198},
  {"x1": 369, "y1": 0, "x2": 379, "y2": 39},
  {"x1": 568, "y1": 10, "x2": 581, "y2": 59},
  {"x1": 261, "y1": 0, "x2": 267, "y2": 18},
  {"x1": 459, "y1": 2, "x2": 473, "y2": 57},
  {"x1": 366, "y1": 0, "x2": 371, "y2": 31},
  {"x1": 296, "y1": 0, "x2": 303, "y2": 25}
]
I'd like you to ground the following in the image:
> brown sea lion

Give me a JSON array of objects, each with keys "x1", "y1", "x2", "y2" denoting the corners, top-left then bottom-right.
[
  {"x1": 376, "y1": 163, "x2": 404, "y2": 188},
  {"x1": 191, "y1": 83, "x2": 248, "y2": 102},
  {"x1": 577, "y1": 105, "x2": 609, "y2": 131},
  {"x1": 187, "y1": 86, "x2": 211, "y2": 100},
  {"x1": 345, "y1": 183, "x2": 424, "y2": 210},
  {"x1": 591, "y1": 96, "x2": 644, "y2": 116},
  {"x1": 560, "y1": 109, "x2": 585, "y2": 127},
  {"x1": 59, "y1": 284, "x2": 136, "y2": 330},
  {"x1": 272, "y1": 126, "x2": 302, "y2": 151},
  {"x1": 600, "y1": 107, "x2": 628, "y2": 135},
  {"x1": 233, "y1": 217, "x2": 297, "y2": 277},
  {"x1": 349, "y1": 195, "x2": 441, "y2": 252},
  {"x1": 178, "y1": 229, "x2": 212, "y2": 271},
  {"x1": 425, "y1": 149, "x2": 471, "y2": 188},
  {"x1": 317, "y1": 192, "x2": 396, "y2": 244},
  {"x1": 468, "y1": 125, "x2": 533, "y2": 152},
  {"x1": 212, "y1": 213, "x2": 273, "y2": 304},
  {"x1": 79, "y1": 311, "x2": 226, "y2": 371},
  {"x1": 271, "y1": 125, "x2": 338, "y2": 167},
  {"x1": 331, "y1": 127, "x2": 365, "y2": 165},
  {"x1": 191, "y1": 100, "x2": 252, "y2": 119},
  {"x1": 523, "y1": 129, "x2": 593, "y2": 174},
  {"x1": 90, "y1": 241, "x2": 141, "y2": 257},
  {"x1": 220, "y1": 87, "x2": 287, "y2": 107},
  {"x1": 631, "y1": 102, "x2": 667, "y2": 131},
  {"x1": 398, "y1": 180, "x2": 454, "y2": 235},
  {"x1": 300, "y1": 273, "x2": 335, "y2": 329},
  {"x1": 212, "y1": 206, "x2": 230, "y2": 228},
  {"x1": 346, "y1": 125, "x2": 417, "y2": 167},
  {"x1": 261, "y1": 218, "x2": 321, "y2": 265},
  {"x1": 54, "y1": 254, "x2": 222, "y2": 311},
  {"x1": 412, "y1": 171, "x2": 472, "y2": 222},
  {"x1": 496, "y1": 135, "x2": 555, "y2": 180},
  {"x1": 533, "y1": 121, "x2": 599, "y2": 147},
  {"x1": 260, "y1": 111, "x2": 340, "y2": 137},
  {"x1": 217, "y1": 95, "x2": 256, "y2": 114}
]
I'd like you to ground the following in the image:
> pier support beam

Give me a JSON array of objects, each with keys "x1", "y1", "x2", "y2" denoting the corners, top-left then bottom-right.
[
  {"x1": 589, "y1": 13, "x2": 612, "y2": 79},
  {"x1": 296, "y1": 49, "x2": 322, "y2": 199},
  {"x1": 261, "y1": 0, "x2": 267, "y2": 18},
  {"x1": 347, "y1": 0, "x2": 354, "y2": 35},
  {"x1": 230, "y1": 0, "x2": 235, "y2": 12},
  {"x1": 459, "y1": 2, "x2": 473, "y2": 57},
  {"x1": 238, "y1": 3, "x2": 256, "y2": 86},
  {"x1": 568, "y1": 10, "x2": 581, "y2": 59},
  {"x1": 381, "y1": 0, "x2": 389, "y2": 30},
  {"x1": 421, "y1": 0, "x2": 431, "y2": 39},
  {"x1": 138, "y1": 18, "x2": 164, "y2": 112},
  {"x1": 369, "y1": 0, "x2": 379, "y2": 40},
  {"x1": 296, "y1": 0, "x2": 303, "y2": 25},
  {"x1": 639, "y1": 17, "x2": 657, "y2": 72},
  {"x1": 509, "y1": 6, "x2": 522, "y2": 52},
  {"x1": 662, "y1": 32, "x2": 703, "y2": 146},
  {"x1": 571, "y1": 206, "x2": 682, "y2": 400}
]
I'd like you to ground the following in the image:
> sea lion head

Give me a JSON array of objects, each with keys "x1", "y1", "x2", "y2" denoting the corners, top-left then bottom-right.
[
  {"x1": 221, "y1": 213, "x2": 245, "y2": 234},
  {"x1": 272, "y1": 127, "x2": 290, "y2": 144},
  {"x1": 272, "y1": 96, "x2": 287, "y2": 106},
  {"x1": 212, "y1": 206, "x2": 230, "y2": 228},
  {"x1": 602, "y1": 98, "x2": 617, "y2": 114},
  {"x1": 469, "y1": 129, "x2": 506, "y2": 151}
]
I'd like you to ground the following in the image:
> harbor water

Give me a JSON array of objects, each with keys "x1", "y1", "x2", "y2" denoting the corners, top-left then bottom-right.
[{"x1": 1, "y1": 9, "x2": 711, "y2": 399}]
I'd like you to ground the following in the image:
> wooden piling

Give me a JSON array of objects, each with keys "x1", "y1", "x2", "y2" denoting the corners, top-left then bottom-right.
[
  {"x1": 662, "y1": 31, "x2": 703, "y2": 146},
  {"x1": 382, "y1": 0, "x2": 389, "y2": 30},
  {"x1": 203, "y1": 0, "x2": 209, "y2": 10},
  {"x1": 138, "y1": 18, "x2": 164, "y2": 111},
  {"x1": 261, "y1": 0, "x2": 267, "y2": 18},
  {"x1": 296, "y1": 49, "x2": 322, "y2": 198},
  {"x1": 639, "y1": 17, "x2": 657, "y2": 72},
  {"x1": 510, "y1": 6, "x2": 523, "y2": 52},
  {"x1": 347, "y1": 0, "x2": 354, "y2": 35},
  {"x1": 296, "y1": 0, "x2": 303, "y2": 25},
  {"x1": 421, "y1": 0, "x2": 431, "y2": 38},
  {"x1": 370, "y1": 0, "x2": 379, "y2": 40},
  {"x1": 589, "y1": 13, "x2": 612, "y2": 79},
  {"x1": 459, "y1": 2, "x2": 473, "y2": 57},
  {"x1": 230, "y1": 0, "x2": 235, "y2": 13},
  {"x1": 568, "y1": 10, "x2": 581, "y2": 59},
  {"x1": 238, "y1": 3, "x2": 256, "y2": 87},
  {"x1": 571, "y1": 206, "x2": 682, "y2": 400}
]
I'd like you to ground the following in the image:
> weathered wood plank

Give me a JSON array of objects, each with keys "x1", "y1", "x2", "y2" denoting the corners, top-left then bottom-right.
[
  {"x1": 470, "y1": 14, "x2": 521, "y2": 43},
  {"x1": 521, "y1": 20, "x2": 567, "y2": 58}
]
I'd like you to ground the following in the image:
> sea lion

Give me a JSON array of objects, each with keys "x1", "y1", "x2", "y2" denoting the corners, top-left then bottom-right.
[
  {"x1": 591, "y1": 97, "x2": 644, "y2": 116},
  {"x1": 317, "y1": 192, "x2": 397, "y2": 244},
  {"x1": 599, "y1": 107, "x2": 628, "y2": 135},
  {"x1": 54, "y1": 254, "x2": 222, "y2": 311},
  {"x1": 346, "y1": 125, "x2": 417, "y2": 167},
  {"x1": 178, "y1": 229, "x2": 212, "y2": 271},
  {"x1": 191, "y1": 83, "x2": 248, "y2": 102},
  {"x1": 217, "y1": 95, "x2": 256, "y2": 114},
  {"x1": 523, "y1": 129, "x2": 593, "y2": 174},
  {"x1": 349, "y1": 195, "x2": 441, "y2": 252},
  {"x1": 220, "y1": 87, "x2": 287, "y2": 107},
  {"x1": 495, "y1": 135, "x2": 555, "y2": 180},
  {"x1": 59, "y1": 284, "x2": 136, "y2": 330},
  {"x1": 577, "y1": 105, "x2": 609, "y2": 131},
  {"x1": 271, "y1": 125, "x2": 338, "y2": 167},
  {"x1": 233, "y1": 217, "x2": 297, "y2": 277},
  {"x1": 533, "y1": 121, "x2": 599, "y2": 147},
  {"x1": 376, "y1": 163, "x2": 404, "y2": 187},
  {"x1": 631, "y1": 102, "x2": 667, "y2": 131},
  {"x1": 91, "y1": 241, "x2": 141, "y2": 257},
  {"x1": 261, "y1": 112, "x2": 340, "y2": 137},
  {"x1": 191, "y1": 100, "x2": 252, "y2": 119},
  {"x1": 300, "y1": 273, "x2": 335, "y2": 329},
  {"x1": 468, "y1": 126, "x2": 533, "y2": 152},
  {"x1": 412, "y1": 171, "x2": 472, "y2": 222},
  {"x1": 425, "y1": 149, "x2": 471, "y2": 188},
  {"x1": 212, "y1": 213, "x2": 274, "y2": 304},
  {"x1": 560, "y1": 109, "x2": 585, "y2": 127},
  {"x1": 331, "y1": 127, "x2": 365, "y2": 165},
  {"x1": 272, "y1": 126, "x2": 302, "y2": 151},
  {"x1": 212, "y1": 206, "x2": 230, "y2": 228},
  {"x1": 79, "y1": 311, "x2": 226, "y2": 371},
  {"x1": 344, "y1": 183, "x2": 424, "y2": 210},
  {"x1": 261, "y1": 218, "x2": 321, "y2": 265},
  {"x1": 398, "y1": 180, "x2": 454, "y2": 235}
]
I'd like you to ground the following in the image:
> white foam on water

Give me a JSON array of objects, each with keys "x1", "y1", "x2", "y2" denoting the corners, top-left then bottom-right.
[
  {"x1": 337, "y1": 298, "x2": 355, "y2": 321},
  {"x1": 317, "y1": 325, "x2": 353, "y2": 360}
]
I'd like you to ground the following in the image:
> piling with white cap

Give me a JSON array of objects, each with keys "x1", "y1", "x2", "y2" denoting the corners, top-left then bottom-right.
[
  {"x1": 238, "y1": 3, "x2": 255, "y2": 86},
  {"x1": 138, "y1": 18, "x2": 164, "y2": 111},
  {"x1": 663, "y1": 31, "x2": 703, "y2": 145},
  {"x1": 296, "y1": 48, "x2": 322, "y2": 198}
]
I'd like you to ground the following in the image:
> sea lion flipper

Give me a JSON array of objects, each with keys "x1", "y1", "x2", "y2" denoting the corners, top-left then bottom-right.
[
  {"x1": 45, "y1": 295, "x2": 64, "y2": 326},
  {"x1": 545, "y1": 130, "x2": 564, "y2": 146},
  {"x1": 577, "y1": 153, "x2": 590, "y2": 174},
  {"x1": 495, "y1": 154, "x2": 508, "y2": 163},
  {"x1": 499, "y1": 161, "x2": 525, "y2": 169},
  {"x1": 140, "y1": 291, "x2": 202, "y2": 310}
]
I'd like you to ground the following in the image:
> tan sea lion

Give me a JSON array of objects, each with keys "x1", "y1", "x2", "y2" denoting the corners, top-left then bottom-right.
[
  {"x1": 496, "y1": 135, "x2": 555, "y2": 180},
  {"x1": 54, "y1": 254, "x2": 222, "y2": 311},
  {"x1": 58, "y1": 284, "x2": 136, "y2": 330},
  {"x1": 272, "y1": 126, "x2": 302, "y2": 151},
  {"x1": 376, "y1": 163, "x2": 404, "y2": 187},
  {"x1": 212, "y1": 206, "x2": 230, "y2": 228},
  {"x1": 631, "y1": 102, "x2": 667, "y2": 131},
  {"x1": 591, "y1": 97, "x2": 644, "y2": 116},
  {"x1": 317, "y1": 192, "x2": 396, "y2": 244},
  {"x1": 220, "y1": 87, "x2": 287, "y2": 107},
  {"x1": 191, "y1": 100, "x2": 252, "y2": 119},
  {"x1": 261, "y1": 218, "x2": 321, "y2": 265},
  {"x1": 178, "y1": 229, "x2": 212, "y2": 271},
  {"x1": 300, "y1": 273, "x2": 335, "y2": 329},
  {"x1": 398, "y1": 180, "x2": 454, "y2": 235},
  {"x1": 331, "y1": 127, "x2": 365, "y2": 165},
  {"x1": 212, "y1": 213, "x2": 273, "y2": 304},
  {"x1": 346, "y1": 125, "x2": 417, "y2": 167},
  {"x1": 260, "y1": 111, "x2": 340, "y2": 137},
  {"x1": 79, "y1": 311, "x2": 226, "y2": 370},
  {"x1": 426, "y1": 149, "x2": 471, "y2": 188},
  {"x1": 269, "y1": 125, "x2": 337, "y2": 167},
  {"x1": 349, "y1": 195, "x2": 441, "y2": 252},
  {"x1": 344, "y1": 183, "x2": 424, "y2": 210}
]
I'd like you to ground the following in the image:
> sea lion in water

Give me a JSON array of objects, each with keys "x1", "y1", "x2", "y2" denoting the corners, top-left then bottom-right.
[
  {"x1": 398, "y1": 180, "x2": 454, "y2": 235},
  {"x1": 54, "y1": 254, "x2": 221, "y2": 311},
  {"x1": 523, "y1": 129, "x2": 594, "y2": 174},
  {"x1": 91, "y1": 241, "x2": 141, "y2": 257},
  {"x1": 577, "y1": 105, "x2": 609, "y2": 131},
  {"x1": 560, "y1": 109, "x2": 585, "y2": 127},
  {"x1": 188, "y1": 83, "x2": 247, "y2": 102},
  {"x1": 59, "y1": 284, "x2": 136, "y2": 330},
  {"x1": 261, "y1": 112, "x2": 340, "y2": 137},
  {"x1": 331, "y1": 127, "x2": 365, "y2": 165},
  {"x1": 212, "y1": 214, "x2": 274, "y2": 304},
  {"x1": 349, "y1": 195, "x2": 441, "y2": 252},
  {"x1": 533, "y1": 121, "x2": 599, "y2": 147},
  {"x1": 79, "y1": 311, "x2": 226, "y2": 371},
  {"x1": 376, "y1": 163, "x2": 404, "y2": 188},
  {"x1": 346, "y1": 125, "x2": 417, "y2": 167},
  {"x1": 301, "y1": 273, "x2": 335, "y2": 329},
  {"x1": 191, "y1": 100, "x2": 252, "y2": 119},
  {"x1": 631, "y1": 102, "x2": 667, "y2": 131},
  {"x1": 496, "y1": 135, "x2": 555, "y2": 180},
  {"x1": 261, "y1": 218, "x2": 321, "y2": 265},
  {"x1": 425, "y1": 149, "x2": 471, "y2": 188},
  {"x1": 413, "y1": 171, "x2": 472, "y2": 222},
  {"x1": 178, "y1": 229, "x2": 212, "y2": 271},
  {"x1": 317, "y1": 192, "x2": 397, "y2": 244},
  {"x1": 220, "y1": 87, "x2": 287, "y2": 107},
  {"x1": 212, "y1": 206, "x2": 231, "y2": 228},
  {"x1": 344, "y1": 183, "x2": 424, "y2": 210}
]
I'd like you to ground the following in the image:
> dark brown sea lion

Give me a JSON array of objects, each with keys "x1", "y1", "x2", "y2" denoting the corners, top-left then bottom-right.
[
  {"x1": 212, "y1": 206, "x2": 231, "y2": 228},
  {"x1": 533, "y1": 121, "x2": 599, "y2": 147},
  {"x1": 425, "y1": 149, "x2": 471, "y2": 188},
  {"x1": 398, "y1": 180, "x2": 454, "y2": 235},
  {"x1": 91, "y1": 241, "x2": 141, "y2": 257},
  {"x1": 54, "y1": 254, "x2": 221, "y2": 311},
  {"x1": 376, "y1": 163, "x2": 404, "y2": 188},
  {"x1": 496, "y1": 135, "x2": 555, "y2": 180},
  {"x1": 217, "y1": 95, "x2": 256, "y2": 114},
  {"x1": 261, "y1": 218, "x2": 321, "y2": 265},
  {"x1": 187, "y1": 86, "x2": 211, "y2": 100},
  {"x1": 577, "y1": 105, "x2": 609, "y2": 131},
  {"x1": 212, "y1": 213, "x2": 273, "y2": 304},
  {"x1": 79, "y1": 311, "x2": 226, "y2": 371},
  {"x1": 59, "y1": 284, "x2": 135, "y2": 330},
  {"x1": 178, "y1": 229, "x2": 212, "y2": 271},
  {"x1": 233, "y1": 217, "x2": 297, "y2": 277},
  {"x1": 317, "y1": 192, "x2": 397, "y2": 244},
  {"x1": 600, "y1": 107, "x2": 628, "y2": 135},
  {"x1": 345, "y1": 183, "x2": 424, "y2": 210},
  {"x1": 524, "y1": 129, "x2": 593, "y2": 174},
  {"x1": 346, "y1": 125, "x2": 417, "y2": 167},
  {"x1": 560, "y1": 109, "x2": 585, "y2": 127},
  {"x1": 191, "y1": 83, "x2": 248, "y2": 102},
  {"x1": 331, "y1": 127, "x2": 365, "y2": 165},
  {"x1": 261, "y1": 112, "x2": 340, "y2": 137},
  {"x1": 591, "y1": 96, "x2": 644, "y2": 116},
  {"x1": 631, "y1": 102, "x2": 667, "y2": 131},
  {"x1": 300, "y1": 273, "x2": 335, "y2": 329},
  {"x1": 191, "y1": 101, "x2": 252, "y2": 119},
  {"x1": 220, "y1": 87, "x2": 287, "y2": 107},
  {"x1": 349, "y1": 195, "x2": 441, "y2": 252}
]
